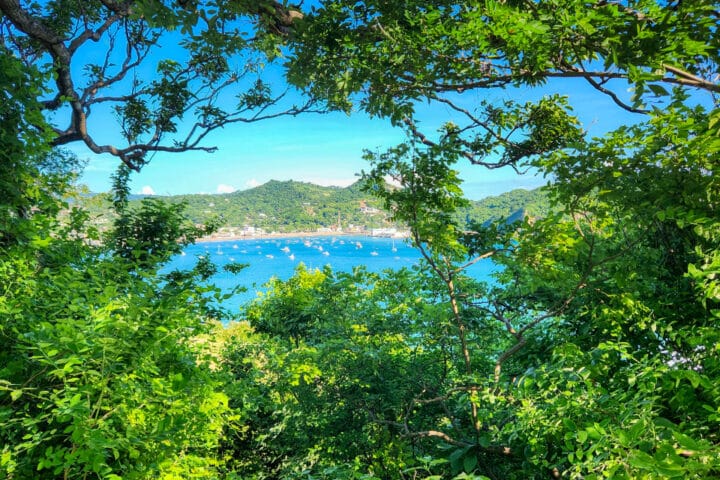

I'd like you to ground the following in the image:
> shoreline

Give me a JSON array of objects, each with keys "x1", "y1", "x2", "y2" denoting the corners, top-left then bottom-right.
[{"x1": 196, "y1": 231, "x2": 407, "y2": 244}]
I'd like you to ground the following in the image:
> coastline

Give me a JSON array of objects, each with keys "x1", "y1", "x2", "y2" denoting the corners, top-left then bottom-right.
[{"x1": 196, "y1": 230, "x2": 380, "y2": 244}]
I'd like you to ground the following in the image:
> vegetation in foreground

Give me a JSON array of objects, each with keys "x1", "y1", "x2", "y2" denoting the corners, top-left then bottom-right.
[{"x1": 1, "y1": 1, "x2": 719, "y2": 479}]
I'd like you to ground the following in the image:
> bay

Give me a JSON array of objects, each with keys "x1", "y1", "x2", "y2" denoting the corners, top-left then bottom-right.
[{"x1": 166, "y1": 235, "x2": 495, "y2": 313}]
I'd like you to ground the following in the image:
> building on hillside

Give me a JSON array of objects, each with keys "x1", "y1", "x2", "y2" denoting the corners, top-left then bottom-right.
[{"x1": 359, "y1": 200, "x2": 381, "y2": 214}]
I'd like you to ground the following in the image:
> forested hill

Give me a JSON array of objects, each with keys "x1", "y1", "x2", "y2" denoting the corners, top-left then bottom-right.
[
  {"x1": 457, "y1": 186, "x2": 551, "y2": 225},
  {"x1": 180, "y1": 179, "x2": 390, "y2": 231},
  {"x1": 80, "y1": 180, "x2": 550, "y2": 233}
]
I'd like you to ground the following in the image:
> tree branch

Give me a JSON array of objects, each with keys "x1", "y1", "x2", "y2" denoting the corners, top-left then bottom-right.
[
  {"x1": 402, "y1": 118, "x2": 516, "y2": 170},
  {"x1": 0, "y1": 0, "x2": 317, "y2": 171},
  {"x1": 410, "y1": 430, "x2": 473, "y2": 448},
  {"x1": 68, "y1": 13, "x2": 121, "y2": 54}
]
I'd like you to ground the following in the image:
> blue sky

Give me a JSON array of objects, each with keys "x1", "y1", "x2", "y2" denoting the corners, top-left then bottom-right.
[
  {"x1": 75, "y1": 77, "x2": 640, "y2": 201},
  {"x1": 71, "y1": 26, "x2": 642, "y2": 201}
]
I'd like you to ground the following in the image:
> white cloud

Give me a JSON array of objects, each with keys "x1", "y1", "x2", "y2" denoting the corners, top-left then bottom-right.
[
  {"x1": 309, "y1": 177, "x2": 357, "y2": 188},
  {"x1": 245, "y1": 178, "x2": 261, "y2": 188},
  {"x1": 140, "y1": 185, "x2": 155, "y2": 195},
  {"x1": 217, "y1": 183, "x2": 236, "y2": 194}
]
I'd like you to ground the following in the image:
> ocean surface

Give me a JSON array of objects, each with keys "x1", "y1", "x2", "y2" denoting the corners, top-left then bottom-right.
[{"x1": 166, "y1": 235, "x2": 495, "y2": 313}]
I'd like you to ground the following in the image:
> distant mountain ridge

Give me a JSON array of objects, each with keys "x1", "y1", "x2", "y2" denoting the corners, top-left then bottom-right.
[{"x1": 80, "y1": 180, "x2": 550, "y2": 233}]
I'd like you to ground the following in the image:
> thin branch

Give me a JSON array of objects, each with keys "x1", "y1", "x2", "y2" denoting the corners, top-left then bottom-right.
[
  {"x1": 583, "y1": 75, "x2": 650, "y2": 114},
  {"x1": 402, "y1": 117, "x2": 516, "y2": 169},
  {"x1": 409, "y1": 430, "x2": 473, "y2": 448},
  {"x1": 494, "y1": 337, "x2": 526, "y2": 383},
  {"x1": 453, "y1": 249, "x2": 498, "y2": 276},
  {"x1": 80, "y1": 24, "x2": 155, "y2": 105},
  {"x1": 68, "y1": 13, "x2": 120, "y2": 54},
  {"x1": 428, "y1": 94, "x2": 506, "y2": 144},
  {"x1": 405, "y1": 64, "x2": 720, "y2": 104}
]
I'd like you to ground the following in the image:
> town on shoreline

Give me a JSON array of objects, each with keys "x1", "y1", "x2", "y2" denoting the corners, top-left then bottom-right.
[{"x1": 197, "y1": 227, "x2": 411, "y2": 244}]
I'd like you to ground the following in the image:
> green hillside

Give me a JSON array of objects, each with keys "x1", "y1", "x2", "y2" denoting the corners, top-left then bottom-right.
[
  {"x1": 80, "y1": 180, "x2": 550, "y2": 234},
  {"x1": 458, "y1": 186, "x2": 552, "y2": 225},
  {"x1": 177, "y1": 180, "x2": 395, "y2": 232}
]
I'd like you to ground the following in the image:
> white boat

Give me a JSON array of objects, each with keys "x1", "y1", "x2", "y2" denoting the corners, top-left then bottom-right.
[
  {"x1": 289, "y1": 254, "x2": 295, "y2": 260},
  {"x1": 322, "y1": 251, "x2": 330, "y2": 256},
  {"x1": 355, "y1": 242, "x2": 362, "y2": 249},
  {"x1": 370, "y1": 251, "x2": 379, "y2": 256},
  {"x1": 281, "y1": 246, "x2": 290, "y2": 253},
  {"x1": 266, "y1": 254, "x2": 274, "y2": 259},
  {"x1": 391, "y1": 239, "x2": 397, "y2": 253}
]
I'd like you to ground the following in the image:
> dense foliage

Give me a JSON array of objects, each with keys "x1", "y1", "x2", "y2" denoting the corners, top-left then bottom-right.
[
  {"x1": 0, "y1": 47, "x2": 235, "y2": 478},
  {"x1": 2, "y1": 0, "x2": 719, "y2": 479}
]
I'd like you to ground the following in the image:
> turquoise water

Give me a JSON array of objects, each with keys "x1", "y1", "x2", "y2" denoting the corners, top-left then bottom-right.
[{"x1": 167, "y1": 235, "x2": 495, "y2": 312}]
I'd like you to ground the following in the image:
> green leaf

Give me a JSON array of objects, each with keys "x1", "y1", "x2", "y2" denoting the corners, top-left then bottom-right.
[
  {"x1": 672, "y1": 430, "x2": 699, "y2": 451},
  {"x1": 648, "y1": 84, "x2": 669, "y2": 97},
  {"x1": 463, "y1": 454, "x2": 478, "y2": 473},
  {"x1": 629, "y1": 450, "x2": 656, "y2": 470}
]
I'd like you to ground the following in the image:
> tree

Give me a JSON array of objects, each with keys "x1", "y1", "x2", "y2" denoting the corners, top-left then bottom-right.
[
  {"x1": 280, "y1": 1, "x2": 720, "y2": 478},
  {"x1": 0, "y1": 0, "x2": 316, "y2": 171},
  {"x1": 225, "y1": 265, "x2": 459, "y2": 479},
  {"x1": 0, "y1": 126, "x2": 242, "y2": 478},
  {"x1": 289, "y1": 0, "x2": 718, "y2": 166},
  {"x1": 0, "y1": 19, "x2": 240, "y2": 477},
  {"x1": 0, "y1": 234, "x2": 234, "y2": 478},
  {"x1": 0, "y1": 45, "x2": 80, "y2": 247}
]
